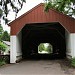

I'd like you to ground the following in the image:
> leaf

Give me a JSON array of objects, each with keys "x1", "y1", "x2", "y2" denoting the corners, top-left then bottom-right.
[
  {"x1": 0, "y1": 42, "x2": 7, "y2": 52},
  {"x1": 45, "y1": 2, "x2": 54, "y2": 11},
  {"x1": 45, "y1": 0, "x2": 75, "y2": 18}
]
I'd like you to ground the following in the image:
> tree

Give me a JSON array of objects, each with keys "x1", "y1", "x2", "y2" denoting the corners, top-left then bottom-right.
[
  {"x1": 0, "y1": 25, "x2": 10, "y2": 41},
  {"x1": 39, "y1": 43, "x2": 45, "y2": 52},
  {"x1": 0, "y1": 42, "x2": 6, "y2": 52},
  {"x1": 38, "y1": 43, "x2": 53, "y2": 53},
  {"x1": 0, "y1": 24, "x2": 3, "y2": 41},
  {"x1": 0, "y1": 24, "x2": 3, "y2": 35},
  {"x1": 46, "y1": 44, "x2": 53, "y2": 53},
  {"x1": 0, "y1": 0, "x2": 26, "y2": 24},
  {"x1": 1, "y1": 31, "x2": 10, "y2": 41},
  {"x1": 45, "y1": 0, "x2": 75, "y2": 18}
]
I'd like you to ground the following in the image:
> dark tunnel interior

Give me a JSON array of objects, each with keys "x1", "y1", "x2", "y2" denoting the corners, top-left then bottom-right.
[{"x1": 22, "y1": 22, "x2": 66, "y2": 60}]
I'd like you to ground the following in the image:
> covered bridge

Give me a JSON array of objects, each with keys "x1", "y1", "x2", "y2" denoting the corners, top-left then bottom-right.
[{"x1": 8, "y1": 3, "x2": 75, "y2": 63}]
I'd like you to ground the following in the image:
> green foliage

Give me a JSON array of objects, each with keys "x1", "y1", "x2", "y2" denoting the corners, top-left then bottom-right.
[
  {"x1": 71, "y1": 58, "x2": 75, "y2": 67},
  {"x1": 0, "y1": 24, "x2": 3, "y2": 35},
  {"x1": 45, "y1": 0, "x2": 75, "y2": 17},
  {"x1": 46, "y1": 45, "x2": 52, "y2": 53},
  {"x1": 0, "y1": 58, "x2": 6, "y2": 66},
  {"x1": 0, "y1": 0, "x2": 26, "y2": 24},
  {"x1": 39, "y1": 43, "x2": 45, "y2": 52},
  {"x1": 38, "y1": 43, "x2": 53, "y2": 53},
  {"x1": 0, "y1": 9, "x2": 3, "y2": 18},
  {"x1": 0, "y1": 24, "x2": 3, "y2": 41},
  {"x1": 0, "y1": 55, "x2": 9, "y2": 66},
  {"x1": 0, "y1": 24, "x2": 10, "y2": 41},
  {"x1": 1, "y1": 31, "x2": 10, "y2": 41},
  {"x1": 0, "y1": 42, "x2": 7, "y2": 52},
  {"x1": 0, "y1": 60, "x2": 6, "y2": 66}
]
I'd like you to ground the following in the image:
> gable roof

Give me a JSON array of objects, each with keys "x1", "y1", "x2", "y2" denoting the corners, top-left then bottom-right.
[
  {"x1": 8, "y1": 3, "x2": 44, "y2": 26},
  {"x1": 8, "y1": 3, "x2": 75, "y2": 35}
]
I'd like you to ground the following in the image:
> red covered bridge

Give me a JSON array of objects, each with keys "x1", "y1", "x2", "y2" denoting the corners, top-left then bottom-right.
[{"x1": 8, "y1": 3, "x2": 75, "y2": 63}]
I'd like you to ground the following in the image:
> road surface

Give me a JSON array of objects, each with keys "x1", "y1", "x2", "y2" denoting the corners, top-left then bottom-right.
[{"x1": 0, "y1": 59, "x2": 75, "y2": 75}]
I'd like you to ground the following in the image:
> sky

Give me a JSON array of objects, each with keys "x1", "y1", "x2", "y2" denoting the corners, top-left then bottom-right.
[{"x1": 2, "y1": 0, "x2": 44, "y2": 33}]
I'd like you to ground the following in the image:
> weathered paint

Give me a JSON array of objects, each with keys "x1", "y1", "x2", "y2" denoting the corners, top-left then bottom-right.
[{"x1": 8, "y1": 3, "x2": 75, "y2": 35}]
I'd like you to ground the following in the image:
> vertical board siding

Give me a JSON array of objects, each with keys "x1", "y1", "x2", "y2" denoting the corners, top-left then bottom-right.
[{"x1": 9, "y1": 3, "x2": 75, "y2": 35}]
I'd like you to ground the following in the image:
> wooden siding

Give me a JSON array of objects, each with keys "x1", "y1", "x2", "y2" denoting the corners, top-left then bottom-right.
[{"x1": 8, "y1": 3, "x2": 75, "y2": 35}]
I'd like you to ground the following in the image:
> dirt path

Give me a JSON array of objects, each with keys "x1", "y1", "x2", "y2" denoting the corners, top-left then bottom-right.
[{"x1": 0, "y1": 59, "x2": 75, "y2": 75}]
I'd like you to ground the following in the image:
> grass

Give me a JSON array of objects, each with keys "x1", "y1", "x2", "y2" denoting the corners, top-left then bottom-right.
[
  {"x1": 0, "y1": 60, "x2": 6, "y2": 66},
  {"x1": 71, "y1": 58, "x2": 75, "y2": 67},
  {"x1": 0, "y1": 57, "x2": 6, "y2": 66}
]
